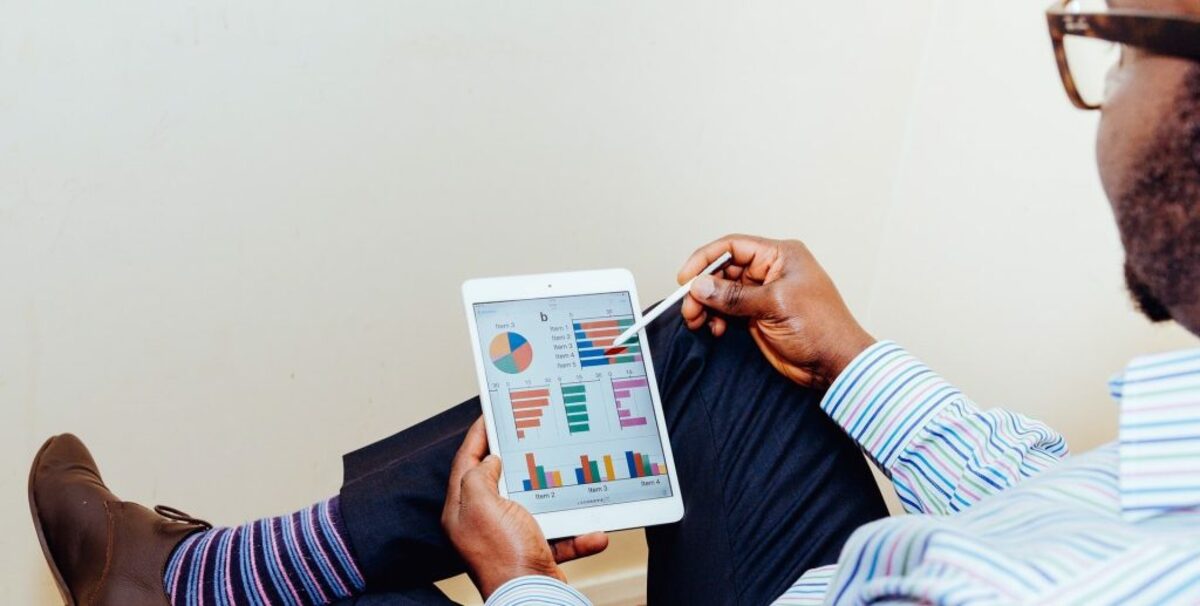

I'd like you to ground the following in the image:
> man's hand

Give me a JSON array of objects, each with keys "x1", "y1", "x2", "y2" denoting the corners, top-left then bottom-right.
[
  {"x1": 441, "y1": 418, "x2": 609, "y2": 599},
  {"x1": 678, "y1": 234, "x2": 876, "y2": 388}
]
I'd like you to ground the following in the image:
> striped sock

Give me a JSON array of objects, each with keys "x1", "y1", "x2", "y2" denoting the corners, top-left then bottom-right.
[{"x1": 163, "y1": 497, "x2": 366, "y2": 606}]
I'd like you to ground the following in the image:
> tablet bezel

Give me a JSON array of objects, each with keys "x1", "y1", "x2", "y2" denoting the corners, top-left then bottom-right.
[{"x1": 461, "y1": 268, "x2": 684, "y2": 540}]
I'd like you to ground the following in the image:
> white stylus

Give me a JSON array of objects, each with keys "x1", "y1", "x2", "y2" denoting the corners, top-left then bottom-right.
[{"x1": 611, "y1": 251, "x2": 734, "y2": 348}]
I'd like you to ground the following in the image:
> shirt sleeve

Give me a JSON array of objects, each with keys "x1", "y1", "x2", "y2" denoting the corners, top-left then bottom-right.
[
  {"x1": 771, "y1": 563, "x2": 838, "y2": 605},
  {"x1": 819, "y1": 341, "x2": 1069, "y2": 515},
  {"x1": 483, "y1": 576, "x2": 593, "y2": 606}
]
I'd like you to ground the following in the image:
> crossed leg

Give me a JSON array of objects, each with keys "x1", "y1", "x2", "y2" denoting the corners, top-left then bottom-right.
[{"x1": 334, "y1": 308, "x2": 888, "y2": 605}]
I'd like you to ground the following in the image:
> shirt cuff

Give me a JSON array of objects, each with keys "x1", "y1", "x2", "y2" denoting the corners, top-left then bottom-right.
[
  {"x1": 484, "y1": 575, "x2": 592, "y2": 606},
  {"x1": 819, "y1": 340, "x2": 959, "y2": 468}
]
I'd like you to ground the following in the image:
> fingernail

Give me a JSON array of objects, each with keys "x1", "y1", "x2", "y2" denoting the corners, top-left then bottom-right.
[
  {"x1": 485, "y1": 454, "x2": 500, "y2": 462},
  {"x1": 692, "y1": 275, "x2": 716, "y2": 299}
]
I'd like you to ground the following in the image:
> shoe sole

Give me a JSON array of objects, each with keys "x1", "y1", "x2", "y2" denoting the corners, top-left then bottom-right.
[{"x1": 29, "y1": 435, "x2": 78, "y2": 606}]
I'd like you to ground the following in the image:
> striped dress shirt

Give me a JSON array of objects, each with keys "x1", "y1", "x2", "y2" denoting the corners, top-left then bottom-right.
[{"x1": 487, "y1": 341, "x2": 1200, "y2": 605}]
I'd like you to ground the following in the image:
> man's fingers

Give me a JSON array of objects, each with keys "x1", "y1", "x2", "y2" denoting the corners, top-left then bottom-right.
[
  {"x1": 448, "y1": 418, "x2": 489, "y2": 505},
  {"x1": 689, "y1": 275, "x2": 775, "y2": 318},
  {"x1": 550, "y1": 532, "x2": 609, "y2": 563},
  {"x1": 677, "y1": 234, "x2": 776, "y2": 285},
  {"x1": 681, "y1": 294, "x2": 708, "y2": 328},
  {"x1": 709, "y1": 315, "x2": 727, "y2": 337}
]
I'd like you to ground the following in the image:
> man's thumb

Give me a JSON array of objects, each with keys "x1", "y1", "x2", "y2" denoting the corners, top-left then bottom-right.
[
  {"x1": 463, "y1": 454, "x2": 504, "y2": 498},
  {"x1": 690, "y1": 275, "x2": 772, "y2": 317},
  {"x1": 479, "y1": 454, "x2": 503, "y2": 481}
]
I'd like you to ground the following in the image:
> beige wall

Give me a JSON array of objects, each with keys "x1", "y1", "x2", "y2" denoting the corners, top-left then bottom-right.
[{"x1": 3, "y1": 1, "x2": 1194, "y2": 603}]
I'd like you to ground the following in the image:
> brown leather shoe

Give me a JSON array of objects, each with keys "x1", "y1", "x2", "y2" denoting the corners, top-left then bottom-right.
[{"x1": 29, "y1": 434, "x2": 212, "y2": 606}]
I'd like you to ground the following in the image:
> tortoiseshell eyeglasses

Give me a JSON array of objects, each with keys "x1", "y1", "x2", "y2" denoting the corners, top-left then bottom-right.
[{"x1": 1046, "y1": 0, "x2": 1200, "y2": 110}]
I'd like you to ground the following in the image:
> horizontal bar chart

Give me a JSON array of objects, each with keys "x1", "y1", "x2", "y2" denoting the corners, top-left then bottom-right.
[
  {"x1": 510, "y1": 387, "x2": 551, "y2": 440},
  {"x1": 612, "y1": 377, "x2": 650, "y2": 428},
  {"x1": 573, "y1": 317, "x2": 644, "y2": 367},
  {"x1": 560, "y1": 383, "x2": 591, "y2": 434}
]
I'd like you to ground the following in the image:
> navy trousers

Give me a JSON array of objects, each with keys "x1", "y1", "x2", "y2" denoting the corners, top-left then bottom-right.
[{"x1": 336, "y1": 308, "x2": 888, "y2": 605}]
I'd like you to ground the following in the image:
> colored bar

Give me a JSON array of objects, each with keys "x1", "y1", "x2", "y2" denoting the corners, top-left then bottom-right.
[
  {"x1": 510, "y1": 388, "x2": 551, "y2": 399},
  {"x1": 633, "y1": 453, "x2": 644, "y2": 478},
  {"x1": 642, "y1": 457, "x2": 652, "y2": 477},
  {"x1": 603, "y1": 455, "x2": 616, "y2": 482},
  {"x1": 612, "y1": 377, "x2": 649, "y2": 390},
  {"x1": 620, "y1": 418, "x2": 648, "y2": 428},
  {"x1": 618, "y1": 409, "x2": 632, "y2": 418},
  {"x1": 575, "y1": 468, "x2": 585, "y2": 484},
  {"x1": 625, "y1": 451, "x2": 638, "y2": 477},
  {"x1": 526, "y1": 453, "x2": 539, "y2": 490},
  {"x1": 561, "y1": 384, "x2": 587, "y2": 393},
  {"x1": 563, "y1": 395, "x2": 588, "y2": 404},
  {"x1": 577, "y1": 319, "x2": 620, "y2": 330},
  {"x1": 515, "y1": 419, "x2": 541, "y2": 429},
  {"x1": 511, "y1": 398, "x2": 550, "y2": 410},
  {"x1": 581, "y1": 358, "x2": 609, "y2": 368},
  {"x1": 580, "y1": 456, "x2": 593, "y2": 483},
  {"x1": 536, "y1": 466, "x2": 548, "y2": 490},
  {"x1": 522, "y1": 479, "x2": 532, "y2": 491},
  {"x1": 576, "y1": 331, "x2": 620, "y2": 340},
  {"x1": 513, "y1": 409, "x2": 543, "y2": 419},
  {"x1": 614, "y1": 355, "x2": 639, "y2": 364},
  {"x1": 613, "y1": 390, "x2": 631, "y2": 398},
  {"x1": 564, "y1": 405, "x2": 588, "y2": 415},
  {"x1": 589, "y1": 461, "x2": 601, "y2": 483},
  {"x1": 568, "y1": 424, "x2": 590, "y2": 432},
  {"x1": 581, "y1": 329, "x2": 621, "y2": 338},
  {"x1": 551, "y1": 471, "x2": 564, "y2": 488}
]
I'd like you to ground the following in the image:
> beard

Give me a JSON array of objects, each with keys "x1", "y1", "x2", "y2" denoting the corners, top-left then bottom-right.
[{"x1": 1117, "y1": 67, "x2": 1200, "y2": 324}]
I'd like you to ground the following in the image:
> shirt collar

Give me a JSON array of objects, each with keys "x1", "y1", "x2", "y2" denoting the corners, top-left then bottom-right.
[{"x1": 1111, "y1": 347, "x2": 1200, "y2": 522}]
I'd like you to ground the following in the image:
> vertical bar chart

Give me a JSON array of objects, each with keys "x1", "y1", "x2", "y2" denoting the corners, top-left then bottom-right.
[
  {"x1": 612, "y1": 377, "x2": 650, "y2": 428},
  {"x1": 573, "y1": 317, "x2": 643, "y2": 367},
  {"x1": 560, "y1": 383, "x2": 590, "y2": 434},
  {"x1": 575, "y1": 454, "x2": 621, "y2": 484},
  {"x1": 624, "y1": 450, "x2": 668, "y2": 479},
  {"x1": 510, "y1": 387, "x2": 551, "y2": 439},
  {"x1": 523, "y1": 453, "x2": 568, "y2": 490},
  {"x1": 523, "y1": 450, "x2": 669, "y2": 491}
]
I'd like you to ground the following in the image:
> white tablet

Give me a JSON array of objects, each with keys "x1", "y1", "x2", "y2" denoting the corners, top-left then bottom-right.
[{"x1": 462, "y1": 269, "x2": 684, "y2": 539}]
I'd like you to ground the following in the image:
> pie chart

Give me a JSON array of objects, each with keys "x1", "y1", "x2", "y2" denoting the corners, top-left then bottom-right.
[{"x1": 490, "y1": 331, "x2": 533, "y2": 374}]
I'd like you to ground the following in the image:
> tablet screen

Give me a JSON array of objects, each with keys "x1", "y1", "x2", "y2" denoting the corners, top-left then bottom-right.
[{"x1": 473, "y1": 292, "x2": 674, "y2": 514}]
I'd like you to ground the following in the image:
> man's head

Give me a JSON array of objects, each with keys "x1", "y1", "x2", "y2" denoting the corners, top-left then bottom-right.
[{"x1": 1092, "y1": 0, "x2": 1200, "y2": 334}]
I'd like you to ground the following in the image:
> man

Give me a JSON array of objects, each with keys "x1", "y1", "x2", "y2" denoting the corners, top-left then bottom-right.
[{"x1": 28, "y1": 0, "x2": 1200, "y2": 604}]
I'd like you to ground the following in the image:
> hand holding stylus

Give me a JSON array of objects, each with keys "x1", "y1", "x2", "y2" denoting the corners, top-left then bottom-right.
[{"x1": 677, "y1": 234, "x2": 876, "y2": 389}]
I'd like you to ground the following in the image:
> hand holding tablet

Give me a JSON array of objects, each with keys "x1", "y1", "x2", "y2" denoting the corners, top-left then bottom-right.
[{"x1": 461, "y1": 269, "x2": 684, "y2": 538}]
